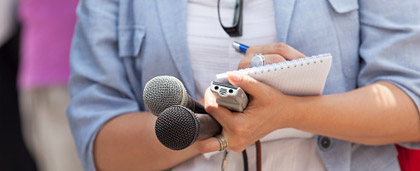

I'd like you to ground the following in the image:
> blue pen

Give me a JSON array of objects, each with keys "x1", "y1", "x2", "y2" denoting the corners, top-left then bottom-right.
[{"x1": 232, "y1": 41, "x2": 249, "y2": 54}]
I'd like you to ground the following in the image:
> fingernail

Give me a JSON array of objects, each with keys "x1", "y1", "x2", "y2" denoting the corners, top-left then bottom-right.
[{"x1": 227, "y1": 72, "x2": 242, "y2": 84}]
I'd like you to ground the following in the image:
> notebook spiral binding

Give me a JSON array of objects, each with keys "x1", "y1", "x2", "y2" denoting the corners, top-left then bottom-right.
[
  {"x1": 240, "y1": 53, "x2": 331, "y2": 75},
  {"x1": 216, "y1": 53, "x2": 332, "y2": 84}
]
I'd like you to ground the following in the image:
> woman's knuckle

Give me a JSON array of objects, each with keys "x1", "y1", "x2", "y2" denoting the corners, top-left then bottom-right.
[
  {"x1": 274, "y1": 43, "x2": 287, "y2": 52},
  {"x1": 276, "y1": 42, "x2": 287, "y2": 48},
  {"x1": 274, "y1": 56, "x2": 286, "y2": 63}
]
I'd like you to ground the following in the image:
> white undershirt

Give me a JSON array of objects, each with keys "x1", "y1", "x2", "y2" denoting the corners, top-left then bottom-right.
[{"x1": 181, "y1": 0, "x2": 326, "y2": 170}]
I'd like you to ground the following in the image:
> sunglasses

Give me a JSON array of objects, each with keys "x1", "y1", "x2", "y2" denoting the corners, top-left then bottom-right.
[{"x1": 217, "y1": 0, "x2": 243, "y2": 37}]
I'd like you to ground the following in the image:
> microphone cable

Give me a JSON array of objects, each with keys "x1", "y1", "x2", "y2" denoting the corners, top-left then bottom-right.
[
  {"x1": 222, "y1": 143, "x2": 261, "y2": 171},
  {"x1": 242, "y1": 150, "x2": 248, "y2": 171},
  {"x1": 255, "y1": 140, "x2": 261, "y2": 171},
  {"x1": 221, "y1": 149, "x2": 248, "y2": 171}
]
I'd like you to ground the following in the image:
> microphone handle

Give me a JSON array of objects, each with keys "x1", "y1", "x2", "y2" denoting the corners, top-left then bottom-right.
[
  {"x1": 196, "y1": 113, "x2": 222, "y2": 140},
  {"x1": 185, "y1": 96, "x2": 207, "y2": 114},
  {"x1": 193, "y1": 102, "x2": 207, "y2": 114}
]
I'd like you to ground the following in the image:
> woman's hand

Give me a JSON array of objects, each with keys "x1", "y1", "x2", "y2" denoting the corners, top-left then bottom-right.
[
  {"x1": 197, "y1": 72, "x2": 300, "y2": 153},
  {"x1": 195, "y1": 43, "x2": 306, "y2": 153},
  {"x1": 238, "y1": 43, "x2": 306, "y2": 69}
]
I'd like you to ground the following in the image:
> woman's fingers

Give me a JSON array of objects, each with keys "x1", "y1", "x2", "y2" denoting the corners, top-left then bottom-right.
[
  {"x1": 246, "y1": 43, "x2": 306, "y2": 60},
  {"x1": 200, "y1": 74, "x2": 288, "y2": 153},
  {"x1": 238, "y1": 43, "x2": 306, "y2": 69},
  {"x1": 226, "y1": 72, "x2": 270, "y2": 98},
  {"x1": 265, "y1": 54, "x2": 287, "y2": 64},
  {"x1": 196, "y1": 133, "x2": 251, "y2": 153},
  {"x1": 200, "y1": 72, "x2": 290, "y2": 154},
  {"x1": 204, "y1": 88, "x2": 235, "y2": 127},
  {"x1": 238, "y1": 54, "x2": 286, "y2": 69},
  {"x1": 196, "y1": 137, "x2": 221, "y2": 153}
]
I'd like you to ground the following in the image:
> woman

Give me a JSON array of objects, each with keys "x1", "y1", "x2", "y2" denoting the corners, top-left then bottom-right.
[{"x1": 68, "y1": 0, "x2": 420, "y2": 170}]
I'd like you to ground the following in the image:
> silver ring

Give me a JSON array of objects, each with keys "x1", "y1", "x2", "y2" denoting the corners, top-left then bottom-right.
[
  {"x1": 216, "y1": 134, "x2": 228, "y2": 151},
  {"x1": 251, "y1": 53, "x2": 265, "y2": 67}
]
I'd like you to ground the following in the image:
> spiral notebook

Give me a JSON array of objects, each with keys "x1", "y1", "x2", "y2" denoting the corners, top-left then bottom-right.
[{"x1": 216, "y1": 53, "x2": 332, "y2": 96}]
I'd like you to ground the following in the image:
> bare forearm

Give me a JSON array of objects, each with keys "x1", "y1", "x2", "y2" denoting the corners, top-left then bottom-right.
[
  {"x1": 94, "y1": 112, "x2": 199, "y2": 170},
  {"x1": 292, "y1": 81, "x2": 420, "y2": 145}
]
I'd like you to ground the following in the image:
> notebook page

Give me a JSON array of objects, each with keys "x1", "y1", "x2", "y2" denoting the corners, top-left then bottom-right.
[{"x1": 216, "y1": 53, "x2": 332, "y2": 96}]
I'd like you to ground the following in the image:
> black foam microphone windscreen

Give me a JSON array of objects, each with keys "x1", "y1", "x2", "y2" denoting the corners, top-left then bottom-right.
[
  {"x1": 143, "y1": 76, "x2": 205, "y2": 116},
  {"x1": 155, "y1": 105, "x2": 221, "y2": 150}
]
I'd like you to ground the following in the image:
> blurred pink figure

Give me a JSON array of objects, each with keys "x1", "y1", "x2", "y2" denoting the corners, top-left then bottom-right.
[{"x1": 18, "y1": 0, "x2": 82, "y2": 171}]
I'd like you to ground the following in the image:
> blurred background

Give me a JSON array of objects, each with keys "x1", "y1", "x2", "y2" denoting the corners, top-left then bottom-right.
[
  {"x1": 1, "y1": 0, "x2": 420, "y2": 171},
  {"x1": 0, "y1": 0, "x2": 82, "y2": 170}
]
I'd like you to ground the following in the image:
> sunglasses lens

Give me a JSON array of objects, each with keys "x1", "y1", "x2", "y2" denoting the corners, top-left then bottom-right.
[{"x1": 218, "y1": 0, "x2": 241, "y2": 28}]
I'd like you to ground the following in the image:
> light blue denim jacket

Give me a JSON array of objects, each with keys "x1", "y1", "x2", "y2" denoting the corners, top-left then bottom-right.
[{"x1": 68, "y1": 0, "x2": 420, "y2": 170}]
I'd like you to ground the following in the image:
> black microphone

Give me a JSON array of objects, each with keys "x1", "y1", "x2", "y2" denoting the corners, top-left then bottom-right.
[
  {"x1": 143, "y1": 76, "x2": 206, "y2": 116},
  {"x1": 155, "y1": 105, "x2": 222, "y2": 150}
]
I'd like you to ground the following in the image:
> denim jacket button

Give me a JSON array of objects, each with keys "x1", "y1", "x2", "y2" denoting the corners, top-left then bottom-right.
[{"x1": 318, "y1": 136, "x2": 333, "y2": 151}]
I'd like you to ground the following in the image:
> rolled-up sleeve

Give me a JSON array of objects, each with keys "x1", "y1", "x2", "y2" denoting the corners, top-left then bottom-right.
[
  {"x1": 67, "y1": 0, "x2": 139, "y2": 170},
  {"x1": 358, "y1": 1, "x2": 420, "y2": 148}
]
